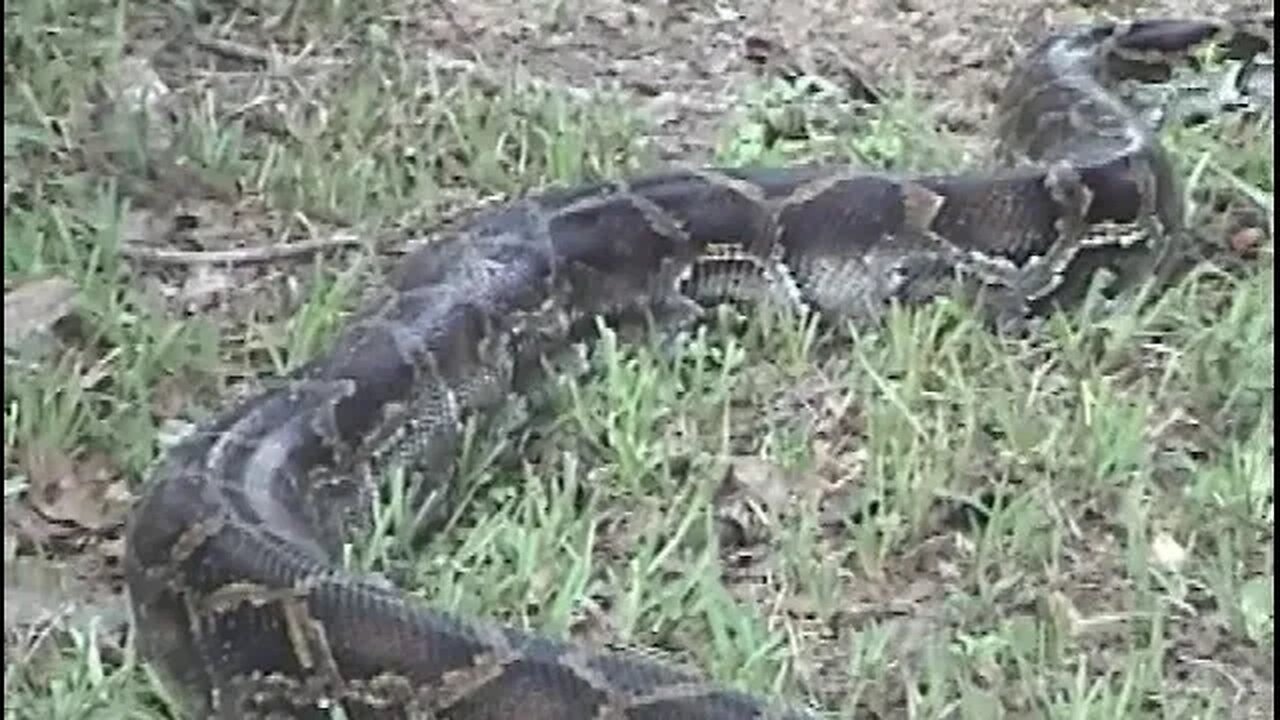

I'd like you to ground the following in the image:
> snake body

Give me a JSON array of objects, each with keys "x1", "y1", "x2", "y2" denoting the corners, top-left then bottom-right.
[{"x1": 124, "y1": 17, "x2": 1273, "y2": 720}]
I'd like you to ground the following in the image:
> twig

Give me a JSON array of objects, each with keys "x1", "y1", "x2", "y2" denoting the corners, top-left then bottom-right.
[
  {"x1": 193, "y1": 32, "x2": 278, "y2": 66},
  {"x1": 118, "y1": 234, "x2": 365, "y2": 266},
  {"x1": 191, "y1": 31, "x2": 339, "y2": 71}
]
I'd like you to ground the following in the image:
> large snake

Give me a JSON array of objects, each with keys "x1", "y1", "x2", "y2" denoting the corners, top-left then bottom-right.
[{"x1": 123, "y1": 16, "x2": 1274, "y2": 720}]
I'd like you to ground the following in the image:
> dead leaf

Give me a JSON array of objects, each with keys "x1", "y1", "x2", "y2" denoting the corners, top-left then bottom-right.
[
  {"x1": 715, "y1": 456, "x2": 803, "y2": 548},
  {"x1": 102, "y1": 56, "x2": 170, "y2": 115},
  {"x1": 149, "y1": 375, "x2": 198, "y2": 419},
  {"x1": 21, "y1": 446, "x2": 132, "y2": 532},
  {"x1": 1229, "y1": 226, "x2": 1265, "y2": 257},
  {"x1": 119, "y1": 206, "x2": 172, "y2": 246},
  {"x1": 723, "y1": 455, "x2": 794, "y2": 511},
  {"x1": 3, "y1": 277, "x2": 78, "y2": 350},
  {"x1": 1152, "y1": 531, "x2": 1188, "y2": 572},
  {"x1": 179, "y1": 264, "x2": 234, "y2": 308}
]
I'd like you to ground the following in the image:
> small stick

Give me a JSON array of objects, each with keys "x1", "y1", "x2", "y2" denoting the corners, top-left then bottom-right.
[
  {"x1": 118, "y1": 234, "x2": 365, "y2": 266},
  {"x1": 193, "y1": 32, "x2": 279, "y2": 66},
  {"x1": 191, "y1": 32, "x2": 339, "y2": 71}
]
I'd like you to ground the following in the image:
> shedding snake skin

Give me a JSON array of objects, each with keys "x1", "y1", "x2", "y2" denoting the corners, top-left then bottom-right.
[{"x1": 124, "y1": 17, "x2": 1274, "y2": 720}]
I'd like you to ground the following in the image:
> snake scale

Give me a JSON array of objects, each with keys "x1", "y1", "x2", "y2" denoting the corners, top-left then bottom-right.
[{"x1": 123, "y1": 16, "x2": 1273, "y2": 720}]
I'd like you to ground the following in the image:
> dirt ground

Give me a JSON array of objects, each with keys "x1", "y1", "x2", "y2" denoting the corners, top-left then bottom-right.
[{"x1": 411, "y1": 0, "x2": 1270, "y2": 160}]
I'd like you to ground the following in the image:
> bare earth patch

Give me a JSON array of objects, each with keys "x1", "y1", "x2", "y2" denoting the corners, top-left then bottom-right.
[{"x1": 408, "y1": 0, "x2": 1272, "y2": 158}]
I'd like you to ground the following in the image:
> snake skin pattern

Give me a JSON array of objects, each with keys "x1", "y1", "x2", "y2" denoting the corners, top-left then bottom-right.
[{"x1": 124, "y1": 17, "x2": 1274, "y2": 720}]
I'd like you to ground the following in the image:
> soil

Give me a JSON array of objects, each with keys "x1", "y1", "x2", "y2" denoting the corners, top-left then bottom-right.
[{"x1": 414, "y1": 0, "x2": 1268, "y2": 161}]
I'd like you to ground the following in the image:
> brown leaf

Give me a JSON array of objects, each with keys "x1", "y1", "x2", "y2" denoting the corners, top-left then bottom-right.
[
  {"x1": 21, "y1": 446, "x2": 132, "y2": 532},
  {"x1": 715, "y1": 456, "x2": 800, "y2": 548},
  {"x1": 1229, "y1": 226, "x2": 1265, "y2": 257},
  {"x1": 179, "y1": 264, "x2": 234, "y2": 309},
  {"x1": 3, "y1": 276, "x2": 78, "y2": 350},
  {"x1": 119, "y1": 206, "x2": 173, "y2": 246},
  {"x1": 1151, "y1": 531, "x2": 1188, "y2": 572},
  {"x1": 723, "y1": 455, "x2": 795, "y2": 512},
  {"x1": 149, "y1": 375, "x2": 197, "y2": 419}
]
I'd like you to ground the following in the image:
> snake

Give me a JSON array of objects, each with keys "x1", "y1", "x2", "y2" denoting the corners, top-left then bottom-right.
[{"x1": 122, "y1": 16, "x2": 1274, "y2": 720}]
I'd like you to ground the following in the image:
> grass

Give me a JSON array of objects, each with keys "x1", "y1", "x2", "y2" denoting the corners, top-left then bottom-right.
[{"x1": 3, "y1": 2, "x2": 1273, "y2": 719}]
